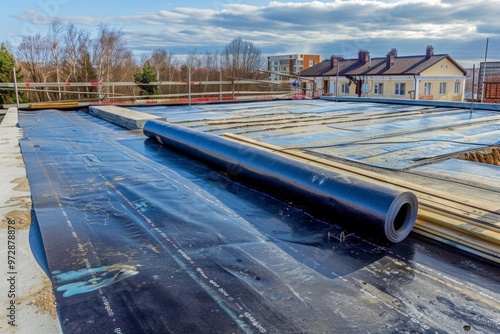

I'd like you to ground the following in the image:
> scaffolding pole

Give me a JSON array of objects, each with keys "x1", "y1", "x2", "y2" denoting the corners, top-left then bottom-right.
[
  {"x1": 481, "y1": 38, "x2": 489, "y2": 103},
  {"x1": 13, "y1": 68, "x2": 20, "y2": 108}
]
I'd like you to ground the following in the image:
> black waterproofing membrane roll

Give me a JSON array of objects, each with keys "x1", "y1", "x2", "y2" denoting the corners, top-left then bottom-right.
[{"x1": 143, "y1": 120, "x2": 418, "y2": 243}]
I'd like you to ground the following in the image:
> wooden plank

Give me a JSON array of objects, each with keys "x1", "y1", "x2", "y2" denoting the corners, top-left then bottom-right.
[
  {"x1": 418, "y1": 209, "x2": 500, "y2": 244},
  {"x1": 415, "y1": 220, "x2": 499, "y2": 258},
  {"x1": 29, "y1": 101, "x2": 79, "y2": 108},
  {"x1": 413, "y1": 227, "x2": 499, "y2": 264}
]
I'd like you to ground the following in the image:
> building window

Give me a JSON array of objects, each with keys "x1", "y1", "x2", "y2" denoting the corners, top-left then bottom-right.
[
  {"x1": 439, "y1": 82, "x2": 447, "y2": 95},
  {"x1": 341, "y1": 83, "x2": 350, "y2": 94},
  {"x1": 424, "y1": 82, "x2": 432, "y2": 95},
  {"x1": 309, "y1": 60, "x2": 314, "y2": 67},
  {"x1": 273, "y1": 67, "x2": 278, "y2": 72},
  {"x1": 374, "y1": 83, "x2": 384, "y2": 95},
  {"x1": 395, "y1": 83, "x2": 406, "y2": 96},
  {"x1": 454, "y1": 82, "x2": 460, "y2": 95}
]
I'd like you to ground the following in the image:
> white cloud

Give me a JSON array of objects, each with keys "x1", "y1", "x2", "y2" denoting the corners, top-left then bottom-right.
[
  {"x1": 174, "y1": 7, "x2": 218, "y2": 19},
  {"x1": 16, "y1": 10, "x2": 53, "y2": 26},
  {"x1": 221, "y1": 4, "x2": 260, "y2": 13},
  {"x1": 16, "y1": 9, "x2": 111, "y2": 26},
  {"x1": 120, "y1": 11, "x2": 189, "y2": 25},
  {"x1": 13, "y1": 1, "x2": 500, "y2": 65}
]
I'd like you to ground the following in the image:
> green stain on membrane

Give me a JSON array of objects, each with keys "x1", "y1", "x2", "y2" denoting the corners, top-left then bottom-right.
[{"x1": 53, "y1": 264, "x2": 139, "y2": 297}]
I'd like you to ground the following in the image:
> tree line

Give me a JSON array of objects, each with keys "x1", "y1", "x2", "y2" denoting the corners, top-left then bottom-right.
[{"x1": 0, "y1": 21, "x2": 267, "y2": 104}]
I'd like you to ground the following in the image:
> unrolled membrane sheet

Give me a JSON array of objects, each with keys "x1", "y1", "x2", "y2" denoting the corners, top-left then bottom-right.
[
  {"x1": 18, "y1": 109, "x2": 500, "y2": 333},
  {"x1": 143, "y1": 120, "x2": 418, "y2": 243}
]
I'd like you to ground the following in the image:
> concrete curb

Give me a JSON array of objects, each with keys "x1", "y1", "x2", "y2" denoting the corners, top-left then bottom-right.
[
  {"x1": 0, "y1": 108, "x2": 62, "y2": 333},
  {"x1": 89, "y1": 105, "x2": 167, "y2": 129}
]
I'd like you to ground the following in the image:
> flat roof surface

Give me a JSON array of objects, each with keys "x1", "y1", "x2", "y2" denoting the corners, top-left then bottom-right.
[
  {"x1": 4, "y1": 100, "x2": 500, "y2": 333},
  {"x1": 132, "y1": 100, "x2": 500, "y2": 188}
]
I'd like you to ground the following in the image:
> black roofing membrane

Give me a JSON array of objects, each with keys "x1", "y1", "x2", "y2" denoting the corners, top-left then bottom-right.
[
  {"x1": 19, "y1": 109, "x2": 500, "y2": 333},
  {"x1": 142, "y1": 119, "x2": 418, "y2": 243}
]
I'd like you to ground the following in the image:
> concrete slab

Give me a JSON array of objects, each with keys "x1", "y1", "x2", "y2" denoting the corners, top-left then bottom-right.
[
  {"x1": 88, "y1": 105, "x2": 167, "y2": 129},
  {"x1": 0, "y1": 108, "x2": 62, "y2": 333}
]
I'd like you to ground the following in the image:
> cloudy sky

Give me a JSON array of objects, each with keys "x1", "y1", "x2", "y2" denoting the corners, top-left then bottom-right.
[{"x1": 1, "y1": 0, "x2": 499, "y2": 67}]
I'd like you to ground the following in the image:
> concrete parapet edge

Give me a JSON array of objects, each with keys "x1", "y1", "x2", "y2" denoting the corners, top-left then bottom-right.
[
  {"x1": 321, "y1": 96, "x2": 500, "y2": 111},
  {"x1": 0, "y1": 108, "x2": 62, "y2": 334}
]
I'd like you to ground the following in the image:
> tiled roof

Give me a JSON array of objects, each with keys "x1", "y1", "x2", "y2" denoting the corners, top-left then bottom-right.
[{"x1": 300, "y1": 54, "x2": 467, "y2": 77}]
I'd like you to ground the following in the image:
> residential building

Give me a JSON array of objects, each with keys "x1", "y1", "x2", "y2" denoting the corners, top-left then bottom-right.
[
  {"x1": 267, "y1": 54, "x2": 322, "y2": 81},
  {"x1": 300, "y1": 46, "x2": 467, "y2": 101},
  {"x1": 478, "y1": 61, "x2": 500, "y2": 98}
]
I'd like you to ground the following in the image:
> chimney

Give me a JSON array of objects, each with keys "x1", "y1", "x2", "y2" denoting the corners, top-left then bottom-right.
[
  {"x1": 386, "y1": 48, "x2": 397, "y2": 69},
  {"x1": 358, "y1": 50, "x2": 370, "y2": 65},
  {"x1": 330, "y1": 55, "x2": 343, "y2": 70},
  {"x1": 426, "y1": 45, "x2": 434, "y2": 59}
]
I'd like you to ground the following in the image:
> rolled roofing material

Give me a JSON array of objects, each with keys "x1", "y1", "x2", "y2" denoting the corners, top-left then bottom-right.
[{"x1": 143, "y1": 120, "x2": 418, "y2": 243}]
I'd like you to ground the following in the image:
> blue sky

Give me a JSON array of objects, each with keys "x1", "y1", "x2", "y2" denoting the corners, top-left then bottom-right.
[{"x1": 1, "y1": 0, "x2": 499, "y2": 67}]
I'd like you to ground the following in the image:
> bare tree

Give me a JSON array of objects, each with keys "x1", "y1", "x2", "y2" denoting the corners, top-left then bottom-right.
[
  {"x1": 62, "y1": 24, "x2": 90, "y2": 82},
  {"x1": 150, "y1": 49, "x2": 177, "y2": 81},
  {"x1": 147, "y1": 48, "x2": 179, "y2": 95},
  {"x1": 16, "y1": 34, "x2": 51, "y2": 102},
  {"x1": 13, "y1": 27, "x2": 271, "y2": 102},
  {"x1": 76, "y1": 50, "x2": 97, "y2": 99},
  {"x1": 47, "y1": 20, "x2": 65, "y2": 100},
  {"x1": 58, "y1": 24, "x2": 93, "y2": 99},
  {"x1": 221, "y1": 37, "x2": 265, "y2": 93},
  {"x1": 92, "y1": 25, "x2": 130, "y2": 100},
  {"x1": 113, "y1": 50, "x2": 137, "y2": 98},
  {"x1": 221, "y1": 37, "x2": 264, "y2": 80},
  {"x1": 185, "y1": 50, "x2": 203, "y2": 96},
  {"x1": 197, "y1": 51, "x2": 221, "y2": 93}
]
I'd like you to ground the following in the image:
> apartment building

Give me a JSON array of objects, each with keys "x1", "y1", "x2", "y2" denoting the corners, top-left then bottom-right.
[{"x1": 267, "y1": 54, "x2": 322, "y2": 81}]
